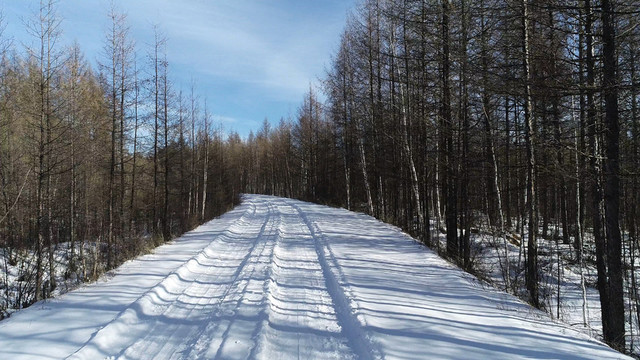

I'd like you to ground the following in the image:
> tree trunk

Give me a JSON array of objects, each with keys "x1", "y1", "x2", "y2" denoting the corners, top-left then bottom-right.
[
  {"x1": 129, "y1": 61, "x2": 139, "y2": 239},
  {"x1": 585, "y1": 0, "x2": 609, "y2": 340},
  {"x1": 522, "y1": 0, "x2": 538, "y2": 308},
  {"x1": 441, "y1": 0, "x2": 457, "y2": 259},
  {"x1": 189, "y1": 82, "x2": 197, "y2": 217},
  {"x1": 153, "y1": 29, "x2": 160, "y2": 235},
  {"x1": 601, "y1": 0, "x2": 625, "y2": 351},
  {"x1": 201, "y1": 102, "x2": 209, "y2": 221},
  {"x1": 162, "y1": 53, "x2": 170, "y2": 241},
  {"x1": 119, "y1": 40, "x2": 127, "y2": 247}
]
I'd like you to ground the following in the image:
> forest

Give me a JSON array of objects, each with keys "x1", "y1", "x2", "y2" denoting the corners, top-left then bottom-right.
[
  {"x1": 242, "y1": 0, "x2": 640, "y2": 354},
  {"x1": 0, "y1": 2, "x2": 242, "y2": 316},
  {"x1": 1, "y1": 0, "x2": 639, "y2": 356}
]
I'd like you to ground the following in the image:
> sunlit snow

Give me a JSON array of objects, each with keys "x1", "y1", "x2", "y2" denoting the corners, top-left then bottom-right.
[{"x1": 0, "y1": 195, "x2": 628, "y2": 359}]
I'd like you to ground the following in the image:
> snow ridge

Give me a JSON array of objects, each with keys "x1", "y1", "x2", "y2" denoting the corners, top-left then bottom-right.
[
  {"x1": 66, "y1": 201, "x2": 260, "y2": 359},
  {"x1": 289, "y1": 201, "x2": 382, "y2": 360}
]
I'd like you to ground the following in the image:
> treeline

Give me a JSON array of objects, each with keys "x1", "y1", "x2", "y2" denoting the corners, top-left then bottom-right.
[
  {"x1": 0, "y1": 1, "x2": 240, "y2": 310},
  {"x1": 238, "y1": 0, "x2": 640, "y2": 353}
]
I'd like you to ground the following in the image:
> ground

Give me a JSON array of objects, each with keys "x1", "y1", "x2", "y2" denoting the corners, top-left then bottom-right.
[{"x1": 0, "y1": 194, "x2": 629, "y2": 359}]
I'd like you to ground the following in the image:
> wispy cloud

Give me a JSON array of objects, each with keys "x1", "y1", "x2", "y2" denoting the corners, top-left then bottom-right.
[
  {"x1": 213, "y1": 114, "x2": 238, "y2": 124},
  {"x1": 120, "y1": 0, "x2": 348, "y2": 100},
  {"x1": 2, "y1": 0, "x2": 353, "y2": 136}
]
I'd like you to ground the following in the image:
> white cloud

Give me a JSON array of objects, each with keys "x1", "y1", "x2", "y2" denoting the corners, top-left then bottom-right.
[
  {"x1": 213, "y1": 114, "x2": 237, "y2": 124},
  {"x1": 118, "y1": 0, "x2": 348, "y2": 101}
]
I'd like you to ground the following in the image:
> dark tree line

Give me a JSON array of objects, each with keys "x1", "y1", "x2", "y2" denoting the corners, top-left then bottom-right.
[
  {"x1": 0, "y1": 1, "x2": 240, "y2": 312},
  {"x1": 236, "y1": 0, "x2": 640, "y2": 353}
]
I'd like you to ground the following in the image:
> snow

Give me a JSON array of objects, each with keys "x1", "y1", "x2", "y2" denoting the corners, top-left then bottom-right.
[
  {"x1": 1, "y1": 242, "x2": 94, "y2": 317},
  {"x1": 0, "y1": 194, "x2": 629, "y2": 359},
  {"x1": 467, "y1": 223, "x2": 637, "y2": 350}
]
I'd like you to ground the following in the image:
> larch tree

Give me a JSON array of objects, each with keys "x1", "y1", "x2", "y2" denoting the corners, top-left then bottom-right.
[
  {"x1": 25, "y1": 0, "x2": 64, "y2": 300},
  {"x1": 601, "y1": 0, "x2": 624, "y2": 350}
]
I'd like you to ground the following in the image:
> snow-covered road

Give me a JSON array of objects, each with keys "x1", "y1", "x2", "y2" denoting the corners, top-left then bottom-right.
[{"x1": 0, "y1": 195, "x2": 629, "y2": 359}]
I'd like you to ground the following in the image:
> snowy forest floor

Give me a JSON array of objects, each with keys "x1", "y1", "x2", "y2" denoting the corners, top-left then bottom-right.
[
  {"x1": 0, "y1": 194, "x2": 630, "y2": 359},
  {"x1": 1, "y1": 242, "x2": 105, "y2": 319},
  {"x1": 448, "y1": 219, "x2": 640, "y2": 355}
]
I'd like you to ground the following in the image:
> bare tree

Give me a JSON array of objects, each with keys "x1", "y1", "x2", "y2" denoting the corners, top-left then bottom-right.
[
  {"x1": 601, "y1": 0, "x2": 624, "y2": 350},
  {"x1": 101, "y1": 3, "x2": 132, "y2": 268},
  {"x1": 149, "y1": 25, "x2": 166, "y2": 235},
  {"x1": 161, "y1": 49, "x2": 171, "y2": 241},
  {"x1": 201, "y1": 100, "x2": 210, "y2": 221},
  {"x1": 25, "y1": 0, "x2": 63, "y2": 300}
]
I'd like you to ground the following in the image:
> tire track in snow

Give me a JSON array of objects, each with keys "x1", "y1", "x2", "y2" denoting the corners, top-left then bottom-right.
[
  {"x1": 286, "y1": 199, "x2": 382, "y2": 360},
  {"x1": 244, "y1": 201, "x2": 283, "y2": 360},
  {"x1": 209, "y1": 202, "x2": 279, "y2": 359},
  {"x1": 186, "y1": 199, "x2": 279, "y2": 359},
  {"x1": 66, "y1": 199, "x2": 263, "y2": 359},
  {"x1": 122, "y1": 201, "x2": 269, "y2": 360},
  {"x1": 139, "y1": 199, "x2": 277, "y2": 359},
  {"x1": 250, "y1": 198, "x2": 355, "y2": 360},
  {"x1": 247, "y1": 199, "x2": 290, "y2": 359}
]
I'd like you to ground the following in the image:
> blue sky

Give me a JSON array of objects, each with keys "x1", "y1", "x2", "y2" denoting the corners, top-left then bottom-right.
[{"x1": 2, "y1": 0, "x2": 354, "y2": 136}]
